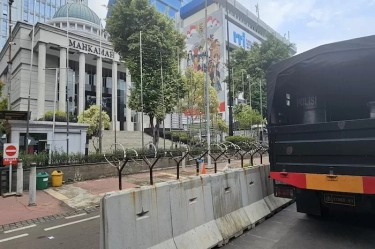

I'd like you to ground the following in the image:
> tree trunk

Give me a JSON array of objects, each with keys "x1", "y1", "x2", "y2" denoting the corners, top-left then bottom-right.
[{"x1": 154, "y1": 121, "x2": 160, "y2": 149}]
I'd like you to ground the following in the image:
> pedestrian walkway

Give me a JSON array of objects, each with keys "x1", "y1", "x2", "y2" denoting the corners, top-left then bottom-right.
[{"x1": 0, "y1": 156, "x2": 268, "y2": 230}]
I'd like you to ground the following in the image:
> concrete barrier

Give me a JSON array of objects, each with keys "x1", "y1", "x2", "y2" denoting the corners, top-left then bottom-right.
[
  {"x1": 100, "y1": 182, "x2": 176, "y2": 249},
  {"x1": 169, "y1": 175, "x2": 223, "y2": 249},
  {"x1": 260, "y1": 165, "x2": 288, "y2": 212},
  {"x1": 237, "y1": 167, "x2": 271, "y2": 226},
  {"x1": 210, "y1": 170, "x2": 251, "y2": 244}
]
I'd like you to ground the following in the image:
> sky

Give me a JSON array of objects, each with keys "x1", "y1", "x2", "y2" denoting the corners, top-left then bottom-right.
[{"x1": 89, "y1": 0, "x2": 375, "y2": 54}]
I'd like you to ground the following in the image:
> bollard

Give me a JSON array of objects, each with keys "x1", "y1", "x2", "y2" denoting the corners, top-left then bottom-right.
[
  {"x1": 16, "y1": 159, "x2": 23, "y2": 196},
  {"x1": 182, "y1": 151, "x2": 186, "y2": 172},
  {"x1": 28, "y1": 163, "x2": 37, "y2": 206}
]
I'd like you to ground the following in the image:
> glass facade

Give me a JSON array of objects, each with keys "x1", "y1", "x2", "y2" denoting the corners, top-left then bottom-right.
[
  {"x1": 22, "y1": 0, "x2": 67, "y2": 24},
  {"x1": 107, "y1": 0, "x2": 182, "y2": 19}
]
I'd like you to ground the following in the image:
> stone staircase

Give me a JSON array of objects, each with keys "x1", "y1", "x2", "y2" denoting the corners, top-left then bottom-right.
[{"x1": 88, "y1": 131, "x2": 174, "y2": 152}]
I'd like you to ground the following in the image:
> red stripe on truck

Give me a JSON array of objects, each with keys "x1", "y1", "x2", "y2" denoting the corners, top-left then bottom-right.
[
  {"x1": 362, "y1": 176, "x2": 375, "y2": 194},
  {"x1": 270, "y1": 172, "x2": 307, "y2": 189}
]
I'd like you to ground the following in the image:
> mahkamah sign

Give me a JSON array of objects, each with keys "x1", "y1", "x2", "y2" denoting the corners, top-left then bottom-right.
[{"x1": 69, "y1": 39, "x2": 115, "y2": 59}]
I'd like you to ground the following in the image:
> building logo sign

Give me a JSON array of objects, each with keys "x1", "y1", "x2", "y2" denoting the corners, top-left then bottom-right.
[
  {"x1": 69, "y1": 39, "x2": 115, "y2": 59},
  {"x1": 227, "y1": 22, "x2": 260, "y2": 51},
  {"x1": 233, "y1": 31, "x2": 253, "y2": 50}
]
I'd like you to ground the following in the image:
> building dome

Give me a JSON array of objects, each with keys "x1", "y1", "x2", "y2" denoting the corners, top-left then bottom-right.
[{"x1": 53, "y1": 3, "x2": 101, "y2": 26}]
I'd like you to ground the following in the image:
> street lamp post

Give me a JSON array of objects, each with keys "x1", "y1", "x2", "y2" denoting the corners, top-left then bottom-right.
[
  {"x1": 7, "y1": 0, "x2": 14, "y2": 111},
  {"x1": 204, "y1": 0, "x2": 211, "y2": 168},
  {"x1": 225, "y1": 0, "x2": 233, "y2": 136},
  {"x1": 25, "y1": 0, "x2": 37, "y2": 153}
]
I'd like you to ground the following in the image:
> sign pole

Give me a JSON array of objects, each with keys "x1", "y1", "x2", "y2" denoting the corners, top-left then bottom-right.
[
  {"x1": 8, "y1": 164, "x2": 12, "y2": 193},
  {"x1": 2, "y1": 143, "x2": 19, "y2": 197}
]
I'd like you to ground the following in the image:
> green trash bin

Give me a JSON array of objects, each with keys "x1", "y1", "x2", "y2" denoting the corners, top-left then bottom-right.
[{"x1": 36, "y1": 172, "x2": 49, "y2": 190}]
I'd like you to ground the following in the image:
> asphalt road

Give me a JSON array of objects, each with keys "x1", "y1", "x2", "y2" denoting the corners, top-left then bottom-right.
[
  {"x1": 224, "y1": 203, "x2": 375, "y2": 249},
  {"x1": 1, "y1": 203, "x2": 375, "y2": 249},
  {"x1": 0, "y1": 212, "x2": 100, "y2": 249}
]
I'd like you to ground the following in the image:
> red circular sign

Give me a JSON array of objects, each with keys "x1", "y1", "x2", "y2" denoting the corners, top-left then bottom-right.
[{"x1": 5, "y1": 145, "x2": 17, "y2": 157}]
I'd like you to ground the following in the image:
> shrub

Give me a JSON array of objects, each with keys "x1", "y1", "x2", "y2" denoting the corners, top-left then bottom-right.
[{"x1": 225, "y1": 136, "x2": 255, "y2": 146}]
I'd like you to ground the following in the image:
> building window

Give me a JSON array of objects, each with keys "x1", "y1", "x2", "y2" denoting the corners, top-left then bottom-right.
[
  {"x1": 2, "y1": 20, "x2": 7, "y2": 36},
  {"x1": 30, "y1": 0, "x2": 34, "y2": 11},
  {"x1": 29, "y1": 13, "x2": 34, "y2": 23},
  {"x1": 46, "y1": 4, "x2": 51, "y2": 17},
  {"x1": 3, "y1": 4, "x2": 8, "y2": 16},
  {"x1": 70, "y1": 23, "x2": 75, "y2": 29},
  {"x1": 61, "y1": 0, "x2": 66, "y2": 6},
  {"x1": 36, "y1": 1, "x2": 39, "y2": 13},
  {"x1": 85, "y1": 26, "x2": 90, "y2": 32},
  {"x1": 24, "y1": 0, "x2": 28, "y2": 10},
  {"x1": 51, "y1": 6, "x2": 55, "y2": 16},
  {"x1": 52, "y1": 0, "x2": 56, "y2": 6},
  {"x1": 41, "y1": 2, "x2": 45, "y2": 16},
  {"x1": 0, "y1": 37, "x2": 5, "y2": 47},
  {"x1": 155, "y1": 1, "x2": 166, "y2": 13},
  {"x1": 168, "y1": 8, "x2": 176, "y2": 18},
  {"x1": 24, "y1": 11, "x2": 28, "y2": 22},
  {"x1": 77, "y1": 24, "x2": 83, "y2": 30}
]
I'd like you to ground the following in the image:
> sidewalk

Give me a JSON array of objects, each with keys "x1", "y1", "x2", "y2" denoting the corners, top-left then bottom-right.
[{"x1": 0, "y1": 156, "x2": 268, "y2": 230}]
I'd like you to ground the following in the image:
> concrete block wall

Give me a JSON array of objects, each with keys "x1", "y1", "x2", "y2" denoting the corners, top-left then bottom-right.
[{"x1": 100, "y1": 165, "x2": 293, "y2": 249}]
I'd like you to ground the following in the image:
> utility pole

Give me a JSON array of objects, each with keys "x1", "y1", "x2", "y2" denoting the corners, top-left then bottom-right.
[
  {"x1": 140, "y1": 31, "x2": 144, "y2": 151},
  {"x1": 7, "y1": 0, "x2": 13, "y2": 110},
  {"x1": 99, "y1": 19, "x2": 103, "y2": 153},
  {"x1": 205, "y1": 0, "x2": 211, "y2": 167},
  {"x1": 226, "y1": 0, "x2": 233, "y2": 136},
  {"x1": 25, "y1": 0, "x2": 37, "y2": 153}
]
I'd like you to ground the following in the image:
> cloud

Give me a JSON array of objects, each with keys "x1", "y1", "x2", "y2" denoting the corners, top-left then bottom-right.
[
  {"x1": 246, "y1": 0, "x2": 316, "y2": 30},
  {"x1": 89, "y1": 0, "x2": 108, "y2": 24}
]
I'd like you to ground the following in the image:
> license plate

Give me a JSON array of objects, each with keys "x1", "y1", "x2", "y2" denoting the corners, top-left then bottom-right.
[{"x1": 324, "y1": 194, "x2": 356, "y2": 206}]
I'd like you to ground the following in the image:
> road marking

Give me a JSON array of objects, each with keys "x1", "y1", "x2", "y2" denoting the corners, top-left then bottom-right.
[
  {"x1": 44, "y1": 215, "x2": 100, "y2": 231},
  {"x1": 0, "y1": 234, "x2": 29, "y2": 243},
  {"x1": 4, "y1": 224, "x2": 36, "y2": 234},
  {"x1": 44, "y1": 188, "x2": 69, "y2": 201},
  {"x1": 65, "y1": 213, "x2": 87, "y2": 219}
]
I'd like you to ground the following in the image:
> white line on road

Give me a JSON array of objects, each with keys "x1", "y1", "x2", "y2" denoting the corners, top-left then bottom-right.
[
  {"x1": 0, "y1": 234, "x2": 29, "y2": 243},
  {"x1": 65, "y1": 213, "x2": 87, "y2": 219},
  {"x1": 4, "y1": 224, "x2": 36, "y2": 234},
  {"x1": 44, "y1": 215, "x2": 100, "y2": 231}
]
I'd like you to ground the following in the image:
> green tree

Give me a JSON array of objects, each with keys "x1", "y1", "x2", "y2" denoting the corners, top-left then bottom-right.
[
  {"x1": 233, "y1": 104, "x2": 263, "y2": 129},
  {"x1": 179, "y1": 69, "x2": 220, "y2": 126},
  {"x1": 77, "y1": 105, "x2": 110, "y2": 153},
  {"x1": 106, "y1": 0, "x2": 186, "y2": 147},
  {"x1": 229, "y1": 33, "x2": 294, "y2": 117}
]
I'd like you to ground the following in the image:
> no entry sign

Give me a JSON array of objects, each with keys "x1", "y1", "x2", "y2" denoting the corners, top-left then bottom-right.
[{"x1": 3, "y1": 143, "x2": 19, "y2": 166}]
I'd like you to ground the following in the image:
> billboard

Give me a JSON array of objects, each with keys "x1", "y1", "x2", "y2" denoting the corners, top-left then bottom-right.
[
  {"x1": 226, "y1": 21, "x2": 261, "y2": 50},
  {"x1": 182, "y1": 10, "x2": 226, "y2": 114}
]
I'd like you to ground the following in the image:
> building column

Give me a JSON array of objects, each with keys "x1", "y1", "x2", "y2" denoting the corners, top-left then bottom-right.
[
  {"x1": 79, "y1": 52, "x2": 85, "y2": 114},
  {"x1": 37, "y1": 43, "x2": 46, "y2": 119},
  {"x1": 59, "y1": 48, "x2": 67, "y2": 111},
  {"x1": 125, "y1": 68, "x2": 133, "y2": 131},
  {"x1": 111, "y1": 61, "x2": 118, "y2": 131},
  {"x1": 96, "y1": 57, "x2": 102, "y2": 106}
]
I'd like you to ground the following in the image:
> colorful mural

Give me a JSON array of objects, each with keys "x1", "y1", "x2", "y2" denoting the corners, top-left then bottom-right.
[{"x1": 183, "y1": 10, "x2": 226, "y2": 113}]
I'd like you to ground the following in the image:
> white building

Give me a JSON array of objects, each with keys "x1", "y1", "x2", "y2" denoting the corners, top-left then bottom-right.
[
  {"x1": 174, "y1": 0, "x2": 297, "y2": 124},
  {"x1": 0, "y1": 3, "x2": 153, "y2": 151}
]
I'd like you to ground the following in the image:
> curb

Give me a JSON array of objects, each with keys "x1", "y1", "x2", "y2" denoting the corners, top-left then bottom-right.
[{"x1": 0, "y1": 205, "x2": 100, "y2": 233}]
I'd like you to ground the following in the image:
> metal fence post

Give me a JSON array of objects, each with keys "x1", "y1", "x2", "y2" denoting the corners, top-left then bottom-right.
[
  {"x1": 182, "y1": 151, "x2": 186, "y2": 172},
  {"x1": 16, "y1": 159, "x2": 23, "y2": 196},
  {"x1": 28, "y1": 163, "x2": 37, "y2": 206}
]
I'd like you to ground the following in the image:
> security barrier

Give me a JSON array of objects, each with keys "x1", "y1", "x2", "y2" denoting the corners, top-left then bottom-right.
[
  {"x1": 100, "y1": 182, "x2": 176, "y2": 249},
  {"x1": 237, "y1": 167, "x2": 271, "y2": 226},
  {"x1": 260, "y1": 165, "x2": 289, "y2": 212},
  {"x1": 100, "y1": 165, "x2": 292, "y2": 249},
  {"x1": 210, "y1": 171, "x2": 251, "y2": 243},
  {"x1": 169, "y1": 175, "x2": 223, "y2": 249}
]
